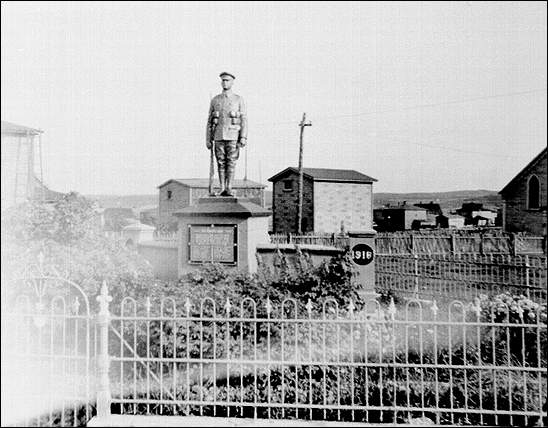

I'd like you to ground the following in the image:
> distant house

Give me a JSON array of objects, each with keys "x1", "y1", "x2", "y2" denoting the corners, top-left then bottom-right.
[
  {"x1": 436, "y1": 214, "x2": 466, "y2": 229},
  {"x1": 373, "y1": 203, "x2": 428, "y2": 232},
  {"x1": 414, "y1": 201, "x2": 443, "y2": 216},
  {"x1": 269, "y1": 167, "x2": 377, "y2": 234},
  {"x1": 499, "y1": 148, "x2": 547, "y2": 235},
  {"x1": 470, "y1": 209, "x2": 497, "y2": 226},
  {"x1": 456, "y1": 202, "x2": 484, "y2": 224},
  {"x1": 158, "y1": 179, "x2": 266, "y2": 225}
]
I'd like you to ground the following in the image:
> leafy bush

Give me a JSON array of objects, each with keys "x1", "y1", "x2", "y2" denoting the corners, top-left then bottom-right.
[
  {"x1": 1, "y1": 192, "x2": 154, "y2": 307},
  {"x1": 476, "y1": 293, "x2": 547, "y2": 367}
]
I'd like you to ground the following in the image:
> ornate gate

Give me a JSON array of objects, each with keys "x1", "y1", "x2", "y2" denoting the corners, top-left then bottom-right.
[{"x1": 1, "y1": 259, "x2": 95, "y2": 427}]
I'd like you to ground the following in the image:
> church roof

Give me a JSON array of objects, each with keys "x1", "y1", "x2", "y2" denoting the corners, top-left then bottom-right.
[{"x1": 499, "y1": 147, "x2": 547, "y2": 196}]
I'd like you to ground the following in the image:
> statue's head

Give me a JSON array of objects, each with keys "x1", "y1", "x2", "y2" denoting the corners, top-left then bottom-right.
[{"x1": 219, "y1": 72, "x2": 235, "y2": 91}]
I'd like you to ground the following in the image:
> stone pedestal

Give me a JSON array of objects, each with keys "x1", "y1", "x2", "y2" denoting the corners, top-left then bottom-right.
[
  {"x1": 348, "y1": 230, "x2": 378, "y2": 298},
  {"x1": 174, "y1": 197, "x2": 271, "y2": 276}
]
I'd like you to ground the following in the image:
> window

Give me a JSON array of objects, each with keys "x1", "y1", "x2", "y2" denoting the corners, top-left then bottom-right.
[
  {"x1": 283, "y1": 180, "x2": 293, "y2": 191},
  {"x1": 527, "y1": 175, "x2": 540, "y2": 209},
  {"x1": 167, "y1": 190, "x2": 172, "y2": 200}
]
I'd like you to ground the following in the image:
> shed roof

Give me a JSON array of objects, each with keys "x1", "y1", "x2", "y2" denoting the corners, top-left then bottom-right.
[
  {"x1": 268, "y1": 167, "x2": 377, "y2": 183},
  {"x1": 158, "y1": 178, "x2": 265, "y2": 189},
  {"x1": 1, "y1": 120, "x2": 43, "y2": 136},
  {"x1": 499, "y1": 147, "x2": 547, "y2": 196}
]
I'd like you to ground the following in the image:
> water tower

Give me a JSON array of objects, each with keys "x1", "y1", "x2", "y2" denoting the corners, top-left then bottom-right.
[{"x1": 1, "y1": 120, "x2": 45, "y2": 209}]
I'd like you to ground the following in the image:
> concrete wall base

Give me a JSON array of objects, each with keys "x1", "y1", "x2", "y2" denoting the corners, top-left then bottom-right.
[{"x1": 88, "y1": 415, "x2": 393, "y2": 427}]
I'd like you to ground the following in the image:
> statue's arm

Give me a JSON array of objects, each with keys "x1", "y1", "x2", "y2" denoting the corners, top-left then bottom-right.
[
  {"x1": 239, "y1": 97, "x2": 248, "y2": 146},
  {"x1": 206, "y1": 99, "x2": 214, "y2": 149}
]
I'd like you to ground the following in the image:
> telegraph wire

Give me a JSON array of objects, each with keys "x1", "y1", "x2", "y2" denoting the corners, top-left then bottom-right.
[
  {"x1": 326, "y1": 119, "x2": 539, "y2": 160},
  {"x1": 254, "y1": 87, "x2": 547, "y2": 126},
  {"x1": 171, "y1": 87, "x2": 546, "y2": 159}
]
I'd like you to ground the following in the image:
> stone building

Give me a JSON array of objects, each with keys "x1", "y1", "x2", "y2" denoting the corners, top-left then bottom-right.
[
  {"x1": 268, "y1": 167, "x2": 377, "y2": 234},
  {"x1": 499, "y1": 147, "x2": 547, "y2": 235},
  {"x1": 157, "y1": 178, "x2": 266, "y2": 225}
]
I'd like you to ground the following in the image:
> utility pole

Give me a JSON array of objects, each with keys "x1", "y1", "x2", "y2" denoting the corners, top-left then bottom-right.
[{"x1": 297, "y1": 112, "x2": 312, "y2": 234}]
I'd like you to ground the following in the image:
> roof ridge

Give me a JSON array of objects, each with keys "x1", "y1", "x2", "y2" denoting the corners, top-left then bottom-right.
[{"x1": 268, "y1": 166, "x2": 377, "y2": 183}]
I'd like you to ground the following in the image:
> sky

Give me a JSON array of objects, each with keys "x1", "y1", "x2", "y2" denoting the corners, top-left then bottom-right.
[{"x1": 1, "y1": 1, "x2": 546, "y2": 195}]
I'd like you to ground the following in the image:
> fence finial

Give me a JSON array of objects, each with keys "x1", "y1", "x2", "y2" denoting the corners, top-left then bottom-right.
[
  {"x1": 72, "y1": 297, "x2": 81, "y2": 315},
  {"x1": 97, "y1": 281, "x2": 112, "y2": 316},
  {"x1": 431, "y1": 300, "x2": 439, "y2": 318},
  {"x1": 348, "y1": 299, "x2": 355, "y2": 316},
  {"x1": 306, "y1": 299, "x2": 313, "y2": 315},
  {"x1": 145, "y1": 296, "x2": 152, "y2": 315},
  {"x1": 388, "y1": 297, "x2": 396, "y2": 321},
  {"x1": 471, "y1": 297, "x2": 482, "y2": 318}
]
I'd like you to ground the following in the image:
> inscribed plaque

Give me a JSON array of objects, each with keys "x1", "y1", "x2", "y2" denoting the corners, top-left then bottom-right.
[{"x1": 189, "y1": 225, "x2": 236, "y2": 263}]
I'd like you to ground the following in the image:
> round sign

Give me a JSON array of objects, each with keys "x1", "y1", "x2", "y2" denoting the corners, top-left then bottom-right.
[{"x1": 351, "y1": 243, "x2": 374, "y2": 266}]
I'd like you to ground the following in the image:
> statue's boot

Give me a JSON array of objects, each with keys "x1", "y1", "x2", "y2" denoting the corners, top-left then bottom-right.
[
  {"x1": 225, "y1": 170, "x2": 235, "y2": 196},
  {"x1": 218, "y1": 170, "x2": 227, "y2": 196}
]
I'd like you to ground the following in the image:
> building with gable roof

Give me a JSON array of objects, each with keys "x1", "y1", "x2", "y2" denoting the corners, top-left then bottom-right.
[
  {"x1": 268, "y1": 167, "x2": 377, "y2": 234},
  {"x1": 499, "y1": 148, "x2": 547, "y2": 235},
  {"x1": 157, "y1": 178, "x2": 266, "y2": 225}
]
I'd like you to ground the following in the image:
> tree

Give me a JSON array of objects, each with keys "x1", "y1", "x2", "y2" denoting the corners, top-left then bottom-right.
[{"x1": 1, "y1": 192, "x2": 154, "y2": 304}]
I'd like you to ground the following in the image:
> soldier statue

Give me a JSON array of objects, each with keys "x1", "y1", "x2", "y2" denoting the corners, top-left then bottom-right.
[{"x1": 206, "y1": 72, "x2": 247, "y2": 196}]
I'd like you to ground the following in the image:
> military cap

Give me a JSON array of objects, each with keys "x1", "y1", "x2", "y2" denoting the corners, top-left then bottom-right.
[{"x1": 219, "y1": 71, "x2": 236, "y2": 79}]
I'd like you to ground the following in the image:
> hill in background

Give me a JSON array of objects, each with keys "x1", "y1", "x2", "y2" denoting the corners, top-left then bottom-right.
[
  {"x1": 87, "y1": 189, "x2": 502, "y2": 216},
  {"x1": 374, "y1": 189, "x2": 502, "y2": 213}
]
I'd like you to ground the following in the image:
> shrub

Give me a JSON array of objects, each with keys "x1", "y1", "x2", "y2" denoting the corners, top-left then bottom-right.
[{"x1": 1, "y1": 193, "x2": 154, "y2": 309}]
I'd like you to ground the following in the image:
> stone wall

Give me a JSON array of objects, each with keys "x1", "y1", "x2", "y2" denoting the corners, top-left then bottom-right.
[
  {"x1": 158, "y1": 183, "x2": 190, "y2": 224},
  {"x1": 503, "y1": 151, "x2": 547, "y2": 235},
  {"x1": 272, "y1": 173, "x2": 314, "y2": 234},
  {"x1": 313, "y1": 182, "x2": 372, "y2": 233}
]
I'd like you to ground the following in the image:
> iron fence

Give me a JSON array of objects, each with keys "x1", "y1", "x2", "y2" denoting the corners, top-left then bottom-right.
[
  {"x1": 375, "y1": 233, "x2": 546, "y2": 256},
  {"x1": 269, "y1": 232, "x2": 546, "y2": 255},
  {"x1": 104, "y1": 293, "x2": 547, "y2": 426},
  {"x1": 376, "y1": 254, "x2": 547, "y2": 302},
  {"x1": 153, "y1": 230, "x2": 178, "y2": 241},
  {"x1": 2, "y1": 274, "x2": 96, "y2": 427},
  {"x1": 3, "y1": 263, "x2": 547, "y2": 427},
  {"x1": 269, "y1": 233, "x2": 349, "y2": 248}
]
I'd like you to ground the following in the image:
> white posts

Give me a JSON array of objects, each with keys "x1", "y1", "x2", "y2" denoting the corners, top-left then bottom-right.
[{"x1": 96, "y1": 281, "x2": 112, "y2": 419}]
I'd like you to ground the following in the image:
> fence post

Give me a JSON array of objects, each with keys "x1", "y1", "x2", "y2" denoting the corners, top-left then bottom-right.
[
  {"x1": 512, "y1": 233, "x2": 518, "y2": 256},
  {"x1": 451, "y1": 233, "x2": 457, "y2": 255},
  {"x1": 413, "y1": 253, "x2": 419, "y2": 299},
  {"x1": 96, "y1": 281, "x2": 112, "y2": 419},
  {"x1": 524, "y1": 254, "x2": 530, "y2": 300}
]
